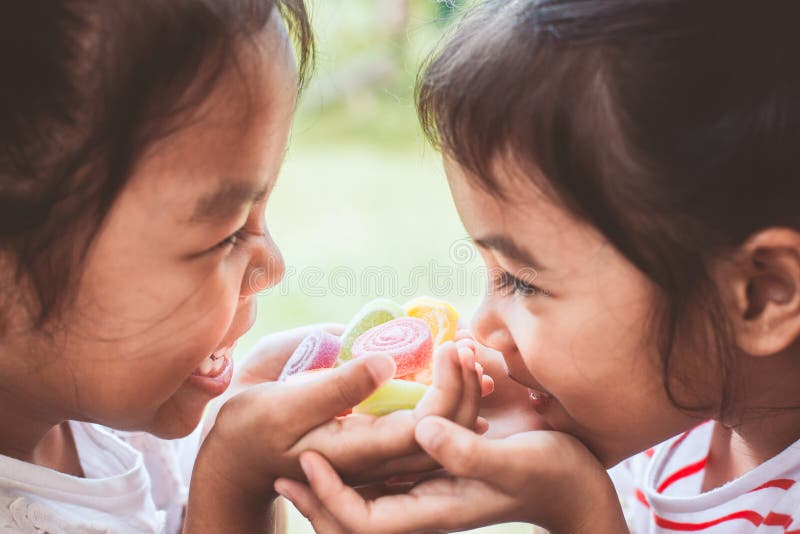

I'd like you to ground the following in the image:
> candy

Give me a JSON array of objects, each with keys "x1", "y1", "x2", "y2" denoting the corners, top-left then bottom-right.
[
  {"x1": 351, "y1": 317, "x2": 433, "y2": 377},
  {"x1": 278, "y1": 330, "x2": 341, "y2": 382},
  {"x1": 402, "y1": 366, "x2": 433, "y2": 386},
  {"x1": 404, "y1": 296, "x2": 459, "y2": 348},
  {"x1": 353, "y1": 379, "x2": 428, "y2": 416},
  {"x1": 338, "y1": 298, "x2": 405, "y2": 362}
]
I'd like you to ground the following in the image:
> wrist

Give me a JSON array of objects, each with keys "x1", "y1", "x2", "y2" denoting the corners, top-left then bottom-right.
[
  {"x1": 560, "y1": 477, "x2": 627, "y2": 534},
  {"x1": 197, "y1": 420, "x2": 278, "y2": 497},
  {"x1": 185, "y1": 439, "x2": 278, "y2": 533}
]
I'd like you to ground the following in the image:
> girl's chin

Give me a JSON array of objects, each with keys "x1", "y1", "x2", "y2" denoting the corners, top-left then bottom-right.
[{"x1": 149, "y1": 404, "x2": 206, "y2": 440}]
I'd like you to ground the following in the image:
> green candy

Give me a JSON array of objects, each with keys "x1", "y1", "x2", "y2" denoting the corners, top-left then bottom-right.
[
  {"x1": 353, "y1": 379, "x2": 428, "y2": 416},
  {"x1": 338, "y1": 298, "x2": 404, "y2": 362}
]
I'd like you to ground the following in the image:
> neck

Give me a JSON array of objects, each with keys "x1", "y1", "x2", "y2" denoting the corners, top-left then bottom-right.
[
  {"x1": 0, "y1": 359, "x2": 84, "y2": 477},
  {"x1": 703, "y1": 411, "x2": 800, "y2": 492},
  {"x1": 702, "y1": 350, "x2": 800, "y2": 492}
]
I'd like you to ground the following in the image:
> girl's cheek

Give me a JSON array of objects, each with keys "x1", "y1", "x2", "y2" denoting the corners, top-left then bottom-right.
[{"x1": 191, "y1": 264, "x2": 246, "y2": 336}]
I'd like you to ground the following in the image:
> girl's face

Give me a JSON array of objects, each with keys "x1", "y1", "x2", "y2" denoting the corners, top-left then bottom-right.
[
  {"x1": 3, "y1": 13, "x2": 296, "y2": 439},
  {"x1": 447, "y1": 158, "x2": 703, "y2": 466}
]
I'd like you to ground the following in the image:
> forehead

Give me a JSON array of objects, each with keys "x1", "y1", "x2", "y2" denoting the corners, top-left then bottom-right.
[
  {"x1": 443, "y1": 155, "x2": 611, "y2": 271},
  {"x1": 444, "y1": 157, "x2": 567, "y2": 236},
  {"x1": 125, "y1": 15, "x2": 298, "y2": 221}
]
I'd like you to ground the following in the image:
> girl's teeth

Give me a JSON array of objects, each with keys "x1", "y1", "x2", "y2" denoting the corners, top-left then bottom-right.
[
  {"x1": 529, "y1": 390, "x2": 551, "y2": 401},
  {"x1": 198, "y1": 357, "x2": 214, "y2": 376},
  {"x1": 210, "y1": 355, "x2": 225, "y2": 373}
]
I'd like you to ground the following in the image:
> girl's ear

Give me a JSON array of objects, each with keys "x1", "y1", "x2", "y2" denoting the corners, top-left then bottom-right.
[{"x1": 723, "y1": 228, "x2": 800, "y2": 356}]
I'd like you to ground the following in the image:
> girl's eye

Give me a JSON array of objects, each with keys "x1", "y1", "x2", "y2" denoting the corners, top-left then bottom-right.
[
  {"x1": 212, "y1": 228, "x2": 247, "y2": 252},
  {"x1": 494, "y1": 270, "x2": 541, "y2": 297}
]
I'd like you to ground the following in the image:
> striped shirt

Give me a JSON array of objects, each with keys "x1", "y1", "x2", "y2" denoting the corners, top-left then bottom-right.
[{"x1": 613, "y1": 421, "x2": 800, "y2": 533}]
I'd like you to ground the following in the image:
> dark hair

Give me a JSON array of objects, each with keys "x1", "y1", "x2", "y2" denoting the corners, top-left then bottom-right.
[
  {"x1": 418, "y1": 0, "x2": 800, "y2": 419},
  {"x1": 0, "y1": 0, "x2": 313, "y2": 332}
]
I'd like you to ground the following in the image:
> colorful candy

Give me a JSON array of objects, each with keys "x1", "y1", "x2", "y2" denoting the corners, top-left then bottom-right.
[
  {"x1": 278, "y1": 330, "x2": 341, "y2": 382},
  {"x1": 279, "y1": 298, "x2": 460, "y2": 416},
  {"x1": 351, "y1": 317, "x2": 433, "y2": 378},
  {"x1": 404, "y1": 296, "x2": 459, "y2": 348},
  {"x1": 338, "y1": 298, "x2": 405, "y2": 362},
  {"x1": 353, "y1": 379, "x2": 428, "y2": 416}
]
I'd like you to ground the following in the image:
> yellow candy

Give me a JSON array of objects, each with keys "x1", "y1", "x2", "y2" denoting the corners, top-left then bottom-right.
[
  {"x1": 404, "y1": 296, "x2": 459, "y2": 348},
  {"x1": 353, "y1": 379, "x2": 427, "y2": 416}
]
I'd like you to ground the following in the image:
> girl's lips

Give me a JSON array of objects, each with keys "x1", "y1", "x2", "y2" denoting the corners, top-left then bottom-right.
[
  {"x1": 506, "y1": 372, "x2": 554, "y2": 411},
  {"x1": 188, "y1": 345, "x2": 235, "y2": 397},
  {"x1": 528, "y1": 388, "x2": 553, "y2": 411}
]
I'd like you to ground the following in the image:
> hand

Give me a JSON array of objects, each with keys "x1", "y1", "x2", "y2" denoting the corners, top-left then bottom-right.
[
  {"x1": 456, "y1": 330, "x2": 547, "y2": 438},
  {"x1": 201, "y1": 323, "x2": 344, "y2": 439},
  {"x1": 276, "y1": 418, "x2": 628, "y2": 534},
  {"x1": 189, "y1": 335, "x2": 484, "y2": 500}
]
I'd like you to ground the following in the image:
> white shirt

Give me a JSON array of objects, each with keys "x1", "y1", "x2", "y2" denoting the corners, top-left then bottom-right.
[
  {"x1": 0, "y1": 421, "x2": 200, "y2": 533},
  {"x1": 613, "y1": 421, "x2": 800, "y2": 533}
]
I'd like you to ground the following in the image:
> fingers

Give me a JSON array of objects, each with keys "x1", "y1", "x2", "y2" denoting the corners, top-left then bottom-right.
[
  {"x1": 283, "y1": 451, "x2": 375, "y2": 532},
  {"x1": 274, "y1": 479, "x2": 350, "y2": 534},
  {"x1": 475, "y1": 416, "x2": 490, "y2": 435},
  {"x1": 412, "y1": 341, "x2": 464, "y2": 420},
  {"x1": 452, "y1": 341, "x2": 482, "y2": 428},
  {"x1": 282, "y1": 354, "x2": 396, "y2": 430},
  {"x1": 414, "y1": 416, "x2": 499, "y2": 482},
  {"x1": 289, "y1": 451, "x2": 505, "y2": 533},
  {"x1": 481, "y1": 372, "x2": 495, "y2": 397}
]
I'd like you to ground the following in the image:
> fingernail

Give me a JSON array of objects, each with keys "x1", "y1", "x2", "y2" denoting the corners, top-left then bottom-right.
[
  {"x1": 459, "y1": 348, "x2": 475, "y2": 370},
  {"x1": 416, "y1": 417, "x2": 444, "y2": 449},
  {"x1": 365, "y1": 354, "x2": 396, "y2": 383},
  {"x1": 299, "y1": 454, "x2": 315, "y2": 484},
  {"x1": 475, "y1": 362, "x2": 484, "y2": 375}
]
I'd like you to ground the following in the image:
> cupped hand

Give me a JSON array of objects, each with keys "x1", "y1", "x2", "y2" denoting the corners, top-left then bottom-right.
[{"x1": 276, "y1": 417, "x2": 627, "y2": 534}]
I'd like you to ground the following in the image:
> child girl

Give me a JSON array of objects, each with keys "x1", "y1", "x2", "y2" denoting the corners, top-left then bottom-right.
[
  {"x1": 275, "y1": 0, "x2": 800, "y2": 532},
  {"x1": 0, "y1": 2, "x2": 484, "y2": 532}
]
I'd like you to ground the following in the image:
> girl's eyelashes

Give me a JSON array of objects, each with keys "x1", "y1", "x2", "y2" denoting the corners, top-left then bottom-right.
[
  {"x1": 211, "y1": 227, "x2": 248, "y2": 252},
  {"x1": 494, "y1": 270, "x2": 542, "y2": 297}
]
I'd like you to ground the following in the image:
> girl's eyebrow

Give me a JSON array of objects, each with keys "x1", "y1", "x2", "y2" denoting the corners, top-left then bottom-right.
[
  {"x1": 473, "y1": 234, "x2": 548, "y2": 271},
  {"x1": 188, "y1": 180, "x2": 271, "y2": 224}
]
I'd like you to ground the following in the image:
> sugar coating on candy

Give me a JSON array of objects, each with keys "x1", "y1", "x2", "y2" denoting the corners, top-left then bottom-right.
[
  {"x1": 279, "y1": 330, "x2": 341, "y2": 382},
  {"x1": 352, "y1": 317, "x2": 433, "y2": 377},
  {"x1": 338, "y1": 298, "x2": 405, "y2": 362},
  {"x1": 353, "y1": 379, "x2": 428, "y2": 416},
  {"x1": 404, "y1": 296, "x2": 459, "y2": 348}
]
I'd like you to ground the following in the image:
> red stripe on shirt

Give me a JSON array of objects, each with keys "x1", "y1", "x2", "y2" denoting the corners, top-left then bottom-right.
[
  {"x1": 658, "y1": 457, "x2": 708, "y2": 493},
  {"x1": 635, "y1": 488, "x2": 650, "y2": 508},
  {"x1": 750, "y1": 478, "x2": 795, "y2": 492},
  {"x1": 764, "y1": 512, "x2": 793, "y2": 527},
  {"x1": 667, "y1": 421, "x2": 712, "y2": 453},
  {"x1": 654, "y1": 509, "x2": 764, "y2": 530}
]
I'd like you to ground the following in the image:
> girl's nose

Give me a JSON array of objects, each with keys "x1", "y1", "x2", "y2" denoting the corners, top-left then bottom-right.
[
  {"x1": 471, "y1": 295, "x2": 515, "y2": 355},
  {"x1": 241, "y1": 230, "x2": 285, "y2": 298}
]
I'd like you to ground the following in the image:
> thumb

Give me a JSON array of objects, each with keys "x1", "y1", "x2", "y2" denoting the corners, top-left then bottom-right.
[
  {"x1": 283, "y1": 354, "x2": 396, "y2": 428},
  {"x1": 414, "y1": 415, "x2": 498, "y2": 482}
]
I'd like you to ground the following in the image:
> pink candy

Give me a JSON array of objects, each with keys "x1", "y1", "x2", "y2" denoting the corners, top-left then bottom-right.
[
  {"x1": 351, "y1": 317, "x2": 433, "y2": 377},
  {"x1": 278, "y1": 330, "x2": 341, "y2": 382}
]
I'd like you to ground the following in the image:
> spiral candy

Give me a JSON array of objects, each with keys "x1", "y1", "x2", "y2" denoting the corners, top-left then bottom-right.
[
  {"x1": 278, "y1": 330, "x2": 341, "y2": 382},
  {"x1": 338, "y1": 298, "x2": 405, "y2": 362},
  {"x1": 351, "y1": 317, "x2": 433, "y2": 378}
]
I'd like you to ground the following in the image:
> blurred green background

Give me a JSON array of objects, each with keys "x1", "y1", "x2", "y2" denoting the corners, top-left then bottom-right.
[{"x1": 236, "y1": 1, "x2": 537, "y2": 532}]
